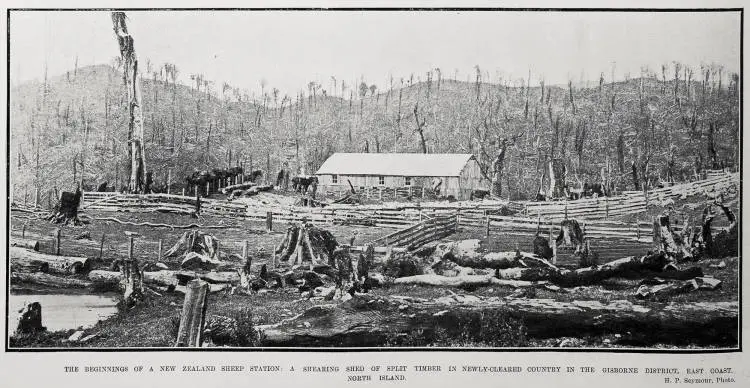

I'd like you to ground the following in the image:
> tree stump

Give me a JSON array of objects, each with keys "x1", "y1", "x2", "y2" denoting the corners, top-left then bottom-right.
[
  {"x1": 47, "y1": 188, "x2": 82, "y2": 225},
  {"x1": 175, "y1": 279, "x2": 209, "y2": 347},
  {"x1": 274, "y1": 223, "x2": 338, "y2": 267},
  {"x1": 121, "y1": 259, "x2": 144, "y2": 308},
  {"x1": 16, "y1": 302, "x2": 45, "y2": 334}
]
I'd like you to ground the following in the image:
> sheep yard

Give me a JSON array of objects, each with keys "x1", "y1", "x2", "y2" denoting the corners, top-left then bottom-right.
[{"x1": 7, "y1": 174, "x2": 740, "y2": 349}]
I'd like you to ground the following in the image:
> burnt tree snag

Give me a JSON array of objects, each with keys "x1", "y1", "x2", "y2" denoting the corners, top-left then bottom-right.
[
  {"x1": 413, "y1": 103, "x2": 428, "y2": 154},
  {"x1": 491, "y1": 139, "x2": 509, "y2": 197},
  {"x1": 112, "y1": 12, "x2": 147, "y2": 193},
  {"x1": 47, "y1": 187, "x2": 82, "y2": 225},
  {"x1": 274, "y1": 223, "x2": 338, "y2": 267}
]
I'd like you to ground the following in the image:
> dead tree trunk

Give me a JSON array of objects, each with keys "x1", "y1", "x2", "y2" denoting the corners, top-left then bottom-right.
[
  {"x1": 112, "y1": 12, "x2": 147, "y2": 193},
  {"x1": 414, "y1": 103, "x2": 428, "y2": 153},
  {"x1": 491, "y1": 139, "x2": 508, "y2": 197}
]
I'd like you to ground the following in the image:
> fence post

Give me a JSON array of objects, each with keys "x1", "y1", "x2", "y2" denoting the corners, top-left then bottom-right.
[
  {"x1": 182, "y1": 187, "x2": 185, "y2": 196},
  {"x1": 55, "y1": 228, "x2": 61, "y2": 256},
  {"x1": 22, "y1": 223, "x2": 26, "y2": 239},
  {"x1": 167, "y1": 169, "x2": 172, "y2": 195},
  {"x1": 485, "y1": 216, "x2": 491, "y2": 237},
  {"x1": 128, "y1": 236, "x2": 134, "y2": 260},
  {"x1": 549, "y1": 224, "x2": 557, "y2": 263},
  {"x1": 605, "y1": 196, "x2": 609, "y2": 219},
  {"x1": 242, "y1": 240, "x2": 248, "y2": 260},
  {"x1": 552, "y1": 243, "x2": 557, "y2": 265},
  {"x1": 34, "y1": 187, "x2": 39, "y2": 208},
  {"x1": 99, "y1": 233, "x2": 106, "y2": 260},
  {"x1": 175, "y1": 279, "x2": 209, "y2": 347},
  {"x1": 158, "y1": 239, "x2": 163, "y2": 262},
  {"x1": 636, "y1": 219, "x2": 641, "y2": 241},
  {"x1": 266, "y1": 211, "x2": 273, "y2": 232}
]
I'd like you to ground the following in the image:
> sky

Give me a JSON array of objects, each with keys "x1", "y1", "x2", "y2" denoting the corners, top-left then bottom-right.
[{"x1": 9, "y1": 10, "x2": 741, "y2": 96}]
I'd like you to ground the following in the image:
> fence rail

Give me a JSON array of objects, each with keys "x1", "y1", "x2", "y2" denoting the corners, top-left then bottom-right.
[
  {"x1": 78, "y1": 173, "x2": 738, "y2": 229},
  {"x1": 519, "y1": 173, "x2": 737, "y2": 221},
  {"x1": 369, "y1": 214, "x2": 458, "y2": 249}
]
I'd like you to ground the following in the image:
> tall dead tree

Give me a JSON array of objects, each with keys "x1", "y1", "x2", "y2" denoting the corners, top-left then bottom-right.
[
  {"x1": 491, "y1": 139, "x2": 508, "y2": 197},
  {"x1": 112, "y1": 12, "x2": 147, "y2": 193},
  {"x1": 413, "y1": 103, "x2": 428, "y2": 153}
]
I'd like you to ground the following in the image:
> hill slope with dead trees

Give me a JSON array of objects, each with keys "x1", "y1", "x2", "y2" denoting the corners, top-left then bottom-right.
[{"x1": 11, "y1": 63, "x2": 738, "y2": 201}]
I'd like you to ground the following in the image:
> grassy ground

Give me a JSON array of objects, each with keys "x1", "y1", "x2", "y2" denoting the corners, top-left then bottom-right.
[{"x1": 7, "y1": 205, "x2": 740, "y2": 349}]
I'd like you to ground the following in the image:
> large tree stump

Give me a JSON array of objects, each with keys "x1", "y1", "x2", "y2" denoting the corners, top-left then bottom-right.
[
  {"x1": 653, "y1": 214, "x2": 692, "y2": 262},
  {"x1": 556, "y1": 219, "x2": 583, "y2": 253},
  {"x1": 274, "y1": 223, "x2": 338, "y2": 267},
  {"x1": 47, "y1": 188, "x2": 82, "y2": 225},
  {"x1": 16, "y1": 302, "x2": 45, "y2": 334},
  {"x1": 121, "y1": 259, "x2": 144, "y2": 308}
]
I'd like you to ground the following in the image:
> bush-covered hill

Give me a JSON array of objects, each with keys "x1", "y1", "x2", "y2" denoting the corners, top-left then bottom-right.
[{"x1": 10, "y1": 63, "x2": 738, "y2": 201}]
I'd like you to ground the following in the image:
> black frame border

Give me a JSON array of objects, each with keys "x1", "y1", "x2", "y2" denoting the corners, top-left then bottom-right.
[{"x1": 4, "y1": 6, "x2": 744, "y2": 354}]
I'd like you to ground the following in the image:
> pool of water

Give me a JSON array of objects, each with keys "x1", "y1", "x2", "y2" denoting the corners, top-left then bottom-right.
[{"x1": 8, "y1": 292, "x2": 121, "y2": 334}]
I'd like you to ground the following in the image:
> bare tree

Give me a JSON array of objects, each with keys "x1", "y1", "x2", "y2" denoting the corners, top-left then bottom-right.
[{"x1": 111, "y1": 11, "x2": 147, "y2": 193}]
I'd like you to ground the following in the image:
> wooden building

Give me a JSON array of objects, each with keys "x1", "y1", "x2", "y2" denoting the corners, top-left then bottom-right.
[{"x1": 315, "y1": 153, "x2": 488, "y2": 200}]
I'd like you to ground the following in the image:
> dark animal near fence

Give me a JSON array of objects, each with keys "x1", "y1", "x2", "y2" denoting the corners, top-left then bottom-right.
[
  {"x1": 292, "y1": 176, "x2": 318, "y2": 194},
  {"x1": 470, "y1": 189, "x2": 490, "y2": 200},
  {"x1": 97, "y1": 182, "x2": 108, "y2": 192},
  {"x1": 246, "y1": 170, "x2": 263, "y2": 182}
]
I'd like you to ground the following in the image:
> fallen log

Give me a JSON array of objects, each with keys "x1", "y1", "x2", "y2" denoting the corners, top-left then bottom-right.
[
  {"x1": 10, "y1": 247, "x2": 90, "y2": 275},
  {"x1": 635, "y1": 277, "x2": 722, "y2": 299},
  {"x1": 87, "y1": 216, "x2": 230, "y2": 229},
  {"x1": 258, "y1": 294, "x2": 738, "y2": 347},
  {"x1": 11, "y1": 272, "x2": 93, "y2": 289},
  {"x1": 10, "y1": 257, "x2": 50, "y2": 273},
  {"x1": 393, "y1": 274, "x2": 545, "y2": 288},
  {"x1": 10, "y1": 237, "x2": 40, "y2": 251},
  {"x1": 221, "y1": 182, "x2": 257, "y2": 194},
  {"x1": 433, "y1": 240, "x2": 556, "y2": 269},
  {"x1": 89, "y1": 270, "x2": 179, "y2": 290},
  {"x1": 89, "y1": 269, "x2": 240, "y2": 291}
]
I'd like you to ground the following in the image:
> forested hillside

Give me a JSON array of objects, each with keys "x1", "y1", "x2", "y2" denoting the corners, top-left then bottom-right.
[{"x1": 10, "y1": 62, "x2": 739, "y2": 201}]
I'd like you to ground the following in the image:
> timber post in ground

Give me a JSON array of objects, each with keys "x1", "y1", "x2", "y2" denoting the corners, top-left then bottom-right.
[
  {"x1": 266, "y1": 211, "x2": 273, "y2": 232},
  {"x1": 99, "y1": 233, "x2": 106, "y2": 260},
  {"x1": 175, "y1": 279, "x2": 209, "y2": 347},
  {"x1": 55, "y1": 228, "x2": 61, "y2": 256}
]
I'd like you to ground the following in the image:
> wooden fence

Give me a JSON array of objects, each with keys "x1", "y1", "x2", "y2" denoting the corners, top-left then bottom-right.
[
  {"x1": 369, "y1": 214, "x2": 458, "y2": 250},
  {"x1": 80, "y1": 173, "x2": 738, "y2": 229},
  {"x1": 520, "y1": 173, "x2": 738, "y2": 221}
]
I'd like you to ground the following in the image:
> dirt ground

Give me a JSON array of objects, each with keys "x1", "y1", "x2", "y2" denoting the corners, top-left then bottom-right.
[{"x1": 7, "y1": 203, "x2": 740, "y2": 349}]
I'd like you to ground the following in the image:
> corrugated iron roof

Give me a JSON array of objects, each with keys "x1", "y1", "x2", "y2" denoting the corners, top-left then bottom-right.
[{"x1": 315, "y1": 153, "x2": 476, "y2": 177}]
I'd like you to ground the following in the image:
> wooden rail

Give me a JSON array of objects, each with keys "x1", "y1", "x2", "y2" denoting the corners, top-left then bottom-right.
[
  {"x1": 80, "y1": 173, "x2": 737, "y2": 228},
  {"x1": 369, "y1": 214, "x2": 458, "y2": 250}
]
